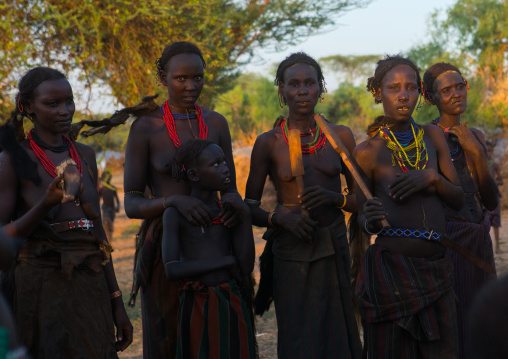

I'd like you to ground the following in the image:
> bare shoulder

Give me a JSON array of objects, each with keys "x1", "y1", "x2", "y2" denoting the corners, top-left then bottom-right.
[
  {"x1": 470, "y1": 127, "x2": 486, "y2": 143},
  {"x1": 130, "y1": 108, "x2": 163, "y2": 134},
  {"x1": 255, "y1": 127, "x2": 280, "y2": 146},
  {"x1": 75, "y1": 142, "x2": 96, "y2": 159},
  {"x1": 202, "y1": 108, "x2": 228, "y2": 129}
]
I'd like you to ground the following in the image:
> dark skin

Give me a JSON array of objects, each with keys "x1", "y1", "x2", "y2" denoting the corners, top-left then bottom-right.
[
  {"x1": 124, "y1": 52, "x2": 239, "y2": 226},
  {"x1": 162, "y1": 145, "x2": 254, "y2": 286},
  {"x1": 245, "y1": 64, "x2": 357, "y2": 242},
  {"x1": 0, "y1": 231, "x2": 19, "y2": 350},
  {"x1": 354, "y1": 65, "x2": 464, "y2": 257},
  {"x1": 429, "y1": 71, "x2": 498, "y2": 217},
  {"x1": 99, "y1": 184, "x2": 120, "y2": 211},
  {"x1": 0, "y1": 79, "x2": 133, "y2": 351}
]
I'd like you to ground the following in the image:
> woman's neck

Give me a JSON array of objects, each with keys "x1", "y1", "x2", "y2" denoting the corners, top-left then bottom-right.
[
  {"x1": 387, "y1": 118, "x2": 413, "y2": 133},
  {"x1": 437, "y1": 112, "x2": 461, "y2": 128},
  {"x1": 190, "y1": 188, "x2": 216, "y2": 204},
  {"x1": 287, "y1": 112, "x2": 315, "y2": 132},
  {"x1": 167, "y1": 102, "x2": 196, "y2": 113},
  {"x1": 33, "y1": 126, "x2": 64, "y2": 146}
]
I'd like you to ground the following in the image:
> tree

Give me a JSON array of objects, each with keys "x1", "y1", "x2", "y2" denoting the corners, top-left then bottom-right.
[
  {"x1": 0, "y1": 0, "x2": 371, "y2": 113},
  {"x1": 320, "y1": 54, "x2": 382, "y2": 86}
]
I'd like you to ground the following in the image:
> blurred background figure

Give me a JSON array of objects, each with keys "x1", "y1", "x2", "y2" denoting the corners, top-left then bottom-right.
[
  {"x1": 487, "y1": 141, "x2": 504, "y2": 253},
  {"x1": 99, "y1": 170, "x2": 120, "y2": 241}
]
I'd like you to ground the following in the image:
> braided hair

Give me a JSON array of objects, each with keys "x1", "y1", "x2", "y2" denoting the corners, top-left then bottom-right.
[
  {"x1": 274, "y1": 52, "x2": 327, "y2": 108},
  {"x1": 172, "y1": 138, "x2": 214, "y2": 182},
  {"x1": 366, "y1": 55, "x2": 421, "y2": 104},
  {"x1": 365, "y1": 55, "x2": 421, "y2": 136},
  {"x1": 422, "y1": 62, "x2": 462, "y2": 104},
  {"x1": 9, "y1": 67, "x2": 67, "y2": 141},
  {"x1": 155, "y1": 41, "x2": 206, "y2": 85}
]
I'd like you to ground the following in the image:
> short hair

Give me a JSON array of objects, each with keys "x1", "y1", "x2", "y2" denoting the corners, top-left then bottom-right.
[
  {"x1": 10, "y1": 67, "x2": 67, "y2": 141},
  {"x1": 172, "y1": 139, "x2": 214, "y2": 182},
  {"x1": 366, "y1": 55, "x2": 421, "y2": 104},
  {"x1": 274, "y1": 52, "x2": 327, "y2": 107},
  {"x1": 155, "y1": 41, "x2": 206, "y2": 84},
  {"x1": 422, "y1": 62, "x2": 463, "y2": 103}
]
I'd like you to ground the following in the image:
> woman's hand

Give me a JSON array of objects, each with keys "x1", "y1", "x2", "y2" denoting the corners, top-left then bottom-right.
[
  {"x1": 363, "y1": 197, "x2": 387, "y2": 233},
  {"x1": 299, "y1": 186, "x2": 342, "y2": 210},
  {"x1": 448, "y1": 125, "x2": 484, "y2": 156},
  {"x1": 112, "y1": 299, "x2": 133, "y2": 352},
  {"x1": 170, "y1": 194, "x2": 213, "y2": 226},
  {"x1": 388, "y1": 169, "x2": 438, "y2": 201},
  {"x1": 219, "y1": 192, "x2": 246, "y2": 227},
  {"x1": 43, "y1": 174, "x2": 65, "y2": 208},
  {"x1": 275, "y1": 210, "x2": 318, "y2": 242}
]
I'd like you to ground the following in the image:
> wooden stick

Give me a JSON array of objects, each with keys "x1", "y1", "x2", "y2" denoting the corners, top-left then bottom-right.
[
  {"x1": 314, "y1": 114, "x2": 390, "y2": 228},
  {"x1": 288, "y1": 129, "x2": 309, "y2": 217}
]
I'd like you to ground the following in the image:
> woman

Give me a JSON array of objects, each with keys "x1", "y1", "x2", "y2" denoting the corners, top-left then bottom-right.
[
  {"x1": 0, "y1": 67, "x2": 132, "y2": 358},
  {"x1": 354, "y1": 55, "x2": 463, "y2": 358},
  {"x1": 245, "y1": 52, "x2": 362, "y2": 358},
  {"x1": 123, "y1": 41, "x2": 239, "y2": 359},
  {"x1": 423, "y1": 63, "x2": 498, "y2": 359}
]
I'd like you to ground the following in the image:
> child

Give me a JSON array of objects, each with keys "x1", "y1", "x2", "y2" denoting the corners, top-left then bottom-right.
[
  {"x1": 353, "y1": 55, "x2": 464, "y2": 358},
  {"x1": 99, "y1": 170, "x2": 120, "y2": 241},
  {"x1": 162, "y1": 139, "x2": 256, "y2": 358}
]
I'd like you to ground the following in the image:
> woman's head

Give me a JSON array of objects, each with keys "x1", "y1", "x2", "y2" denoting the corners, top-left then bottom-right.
[
  {"x1": 367, "y1": 55, "x2": 421, "y2": 122},
  {"x1": 11, "y1": 67, "x2": 74, "y2": 140},
  {"x1": 275, "y1": 52, "x2": 326, "y2": 114},
  {"x1": 172, "y1": 139, "x2": 230, "y2": 191},
  {"x1": 156, "y1": 42, "x2": 206, "y2": 109},
  {"x1": 423, "y1": 63, "x2": 468, "y2": 116}
]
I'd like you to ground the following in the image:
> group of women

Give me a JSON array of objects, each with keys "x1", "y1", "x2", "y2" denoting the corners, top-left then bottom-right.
[{"x1": 0, "y1": 40, "x2": 499, "y2": 359}]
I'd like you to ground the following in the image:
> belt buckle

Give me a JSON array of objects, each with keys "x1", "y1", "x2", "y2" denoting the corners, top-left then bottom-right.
[
  {"x1": 427, "y1": 230, "x2": 434, "y2": 241},
  {"x1": 78, "y1": 218, "x2": 89, "y2": 230}
]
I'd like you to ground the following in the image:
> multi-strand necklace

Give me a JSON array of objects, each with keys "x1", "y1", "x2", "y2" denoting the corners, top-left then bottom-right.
[
  {"x1": 281, "y1": 118, "x2": 326, "y2": 154},
  {"x1": 432, "y1": 118, "x2": 466, "y2": 162},
  {"x1": 378, "y1": 119, "x2": 428, "y2": 172},
  {"x1": 27, "y1": 129, "x2": 83, "y2": 177},
  {"x1": 160, "y1": 99, "x2": 208, "y2": 148}
]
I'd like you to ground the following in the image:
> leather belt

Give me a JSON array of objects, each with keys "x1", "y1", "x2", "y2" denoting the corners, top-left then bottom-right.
[{"x1": 50, "y1": 218, "x2": 94, "y2": 232}]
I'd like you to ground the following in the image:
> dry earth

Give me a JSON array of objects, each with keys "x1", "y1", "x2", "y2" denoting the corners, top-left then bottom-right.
[{"x1": 110, "y1": 171, "x2": 508, "y2": 359}]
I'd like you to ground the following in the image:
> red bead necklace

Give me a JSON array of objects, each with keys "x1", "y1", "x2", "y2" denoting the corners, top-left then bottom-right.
[
  {"x1": 27, "y1": 129, "x2": 83, "y2": 177},
  {"x1": 281, "y1": 119, "x2": 326, "y2": 154},
  {"x1": 161, "y1": 100, "x2": 208, "y2": 148}
]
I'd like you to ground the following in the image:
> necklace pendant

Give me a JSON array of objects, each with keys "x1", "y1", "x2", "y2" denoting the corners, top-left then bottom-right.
[{"x1": 74, "y1": 197, "x2": 81, "y2": 207}]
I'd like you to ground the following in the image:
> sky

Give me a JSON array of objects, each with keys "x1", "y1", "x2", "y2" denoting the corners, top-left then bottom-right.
[{"x1": 83, "y1": 0, "x2": 458, "y2": 113}]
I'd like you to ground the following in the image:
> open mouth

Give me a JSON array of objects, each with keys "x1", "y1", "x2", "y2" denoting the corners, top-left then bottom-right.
[
  {"x1": 398, "y1": 106, "x2": 410, "y2": 111},
  {"x1": 223, "y1": 177, "x2": 231, "y2": 184}
]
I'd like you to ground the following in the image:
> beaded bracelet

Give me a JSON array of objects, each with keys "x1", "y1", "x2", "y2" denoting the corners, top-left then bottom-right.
[
  {"x1": 110, "y1": 290, "x2": 122, "y2": 300},
  {"x1": 337, "y1": 194, "x2": 347, "y2": 209},
  {"x1": 364, "y1": 219, "x2": 382, "y2": 235},
  {"x1": 124, "y1": 190, "x2": 144, "y2": 195},
  {"x1": 268, "y1": 211, "x2": 277, "y2": 227}
]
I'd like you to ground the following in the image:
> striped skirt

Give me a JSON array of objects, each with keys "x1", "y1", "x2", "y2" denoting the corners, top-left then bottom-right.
[
  {"x1": 356, "y1": 244, "x2": 458, "y2": 358},
  {"x1": 177, "y1": 280, "x2": 256, "y2": 359},
  {"x1": 445, "y1": 216, "x2": 497, "y2": 359}
]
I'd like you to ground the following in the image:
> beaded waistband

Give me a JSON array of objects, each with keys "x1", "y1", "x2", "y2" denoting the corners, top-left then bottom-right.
[{"x1": 379, "y1": 228, "x2": 441, "y2": 241}]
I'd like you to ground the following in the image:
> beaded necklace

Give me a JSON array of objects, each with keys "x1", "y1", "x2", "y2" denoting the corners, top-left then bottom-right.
[
  {"x1": 27, "y1": 129, "x2": 83, "y2": 177},
  {"x1": 378, "y1": 121, "x2": 428, "y2": 172},
  {"x1": 280, "y1": 118, "x2": 326, "y2": 154},
  {"x1": 161, "y1": 100, "x2": 208, "y2": 148},
  {"x1": 431, "y1": 118, "x2": 466, "y2": 162}
]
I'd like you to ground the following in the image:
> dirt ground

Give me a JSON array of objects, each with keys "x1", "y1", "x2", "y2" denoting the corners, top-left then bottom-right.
[{"x1": 110, "y1": 172, "x2": 508, "y2": 359}]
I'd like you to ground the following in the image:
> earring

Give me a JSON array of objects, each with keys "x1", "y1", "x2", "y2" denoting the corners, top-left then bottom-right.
[
  {"x1": 463, "y1": 77, "x2": 470, "y2": 90},
  {"x1": 17, "y1": 94, "x2": 23, "y2": 113},
  {"x1": 319, "y1": 93, "x2": 325, "y2": 103},
  {"x1": 278, "y1": 93, "x2": 286, "y2": 108}
]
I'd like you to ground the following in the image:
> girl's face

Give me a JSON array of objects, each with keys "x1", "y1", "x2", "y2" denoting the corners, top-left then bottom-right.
[
  {"x1": 375, "y1": 64, "x2": 419, "y2": 122},
  {"x1": 279, "y1": 64, "x2": 320, "y2": 118},
  {"x1": 432, "y1": 71, "x2": 467, "y2": 116},
  {"x1": 195, "y1": 144, "x2": 230, "y2": 191},
  {"x1": 160, "y1": 53, "x2": 204, "y2": 110},
  {"x1": 26, "y1": 78, "x2": 75, "y2": 134}
]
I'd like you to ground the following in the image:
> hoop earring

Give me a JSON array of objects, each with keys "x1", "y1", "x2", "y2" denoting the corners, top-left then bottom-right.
[
  {"x1": 17, "y1": 94, "x2": 23, "y2": 113},
  {"x1": 278, "y1": 93, "x2": 286, "y2": 108}
]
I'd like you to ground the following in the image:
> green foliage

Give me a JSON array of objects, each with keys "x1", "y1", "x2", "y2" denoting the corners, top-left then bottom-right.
[
  {"x1": 407, "y1": 0, "x2": 508, "y2": 130},
  {"x1": 0, "y1": 0, "x2": 371, "y2": 110},
  {"x1": 320, "y1": 54, "x2": 382, "y2": 85},
  {"x1": 215, "y1": 73, "x2": 281, "y2": 140}
]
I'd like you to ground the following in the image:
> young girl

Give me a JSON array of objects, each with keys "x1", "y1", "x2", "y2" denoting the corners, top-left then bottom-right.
[
  {"x1": 0, "y1": 67, "x2": 132, "y2": 358},
  {"x1": 423, "y1": 62, "x2": 498, "y2": 359},
  {"x1": 245, "y1": 52, "x2": 362, "y2": 358},
  {"x1": 161, "y1": 139, "x2": 256, "y2": 358},
  {"x1": 353, "y1": 55, "x2": 464, "y2": 358}
]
